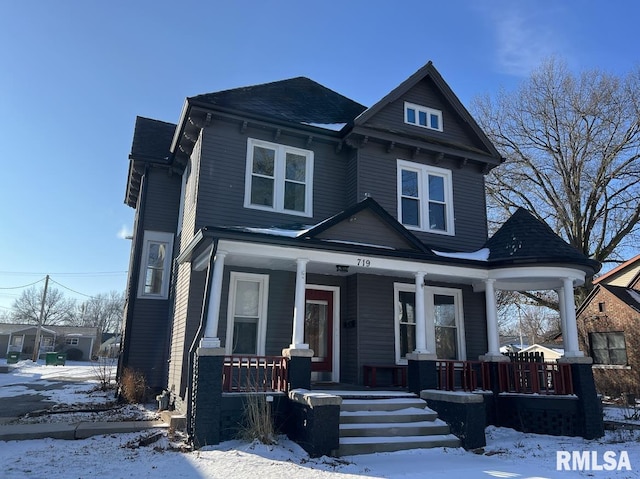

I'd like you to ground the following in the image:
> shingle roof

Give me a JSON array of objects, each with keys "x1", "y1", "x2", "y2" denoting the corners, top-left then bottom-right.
[
  {"x1": 190, "y1": 77, "x2": 367, "y2": 126},
  {"x1": 484, "y1": 208, "x2": 600, "y2": 272},
  {"x1": 130, "y1": 116, "x2": 176, "y2": 160},
  {"x1": 602, "y1": 285, "x2": 640, "y2": 313}
]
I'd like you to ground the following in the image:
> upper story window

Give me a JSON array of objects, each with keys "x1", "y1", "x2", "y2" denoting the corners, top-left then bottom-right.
[
  {"x1": 137, "y1": 231, "x2": 174, "y2": 300},
  {"x1": 404, "y1": 102, "x2": 443, "y2": 132},
  {"x1": 244, "y1": 138, "x2": 314, "y2": 217},
  {"x1": 397, "y1": 159, "x2": 454, "y2": 235}
]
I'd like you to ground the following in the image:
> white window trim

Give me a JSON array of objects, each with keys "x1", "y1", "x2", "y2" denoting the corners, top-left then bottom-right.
[
  {"x1": 244, "y1": 138, "x2": 314, "y2": 217},
  {"x1": 394, "y1": 283, "x2": 466, "y2": 364},
  {"x1": 404, "y1": 102, "x2": 443, "y2": 132},
  {"x1": 225, "y1": 272, "x2": 269, "y2": 356},
  {"x1": 177, "y1": 162, "x2": 188, "y2": 234},
  {"x1": 65, "y1": 337, "x2": 79, "y2": 345},
  {"x1": 137, "y1": 230, "x2": 174, "y2": 300},
  {"x1": 397, "y1": 159, "x2": 455, "y2": 235}
]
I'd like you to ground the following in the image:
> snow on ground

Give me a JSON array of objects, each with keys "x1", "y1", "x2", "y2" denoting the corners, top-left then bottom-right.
[{"x1": 1, "y1": 360, "x2": 640, "y2": 478}]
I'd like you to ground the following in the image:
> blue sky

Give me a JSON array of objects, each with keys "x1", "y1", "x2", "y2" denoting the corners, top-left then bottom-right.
[{"x1": 0, "y1": 1, "x2": 638, "y2": 312}]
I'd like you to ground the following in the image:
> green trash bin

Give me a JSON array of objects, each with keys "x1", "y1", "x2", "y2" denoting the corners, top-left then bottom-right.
[
  {"x1": 46, "y1": 352, "x2": 59, "y2": 366},
  {"x1": 56, "y1": 352, "x2": 66, "y2": 366},
  {"x1": 6, "y1": 351, "x2": 20, "y2": 364}
]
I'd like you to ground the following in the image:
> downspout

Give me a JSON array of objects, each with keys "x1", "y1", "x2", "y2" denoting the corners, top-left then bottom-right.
[
  {"x1": 118, "y1": 164, "x2": 149, "y2": 382},
  {"x1": 185, "y1": 239, "x2": 218, "y2": 437}
]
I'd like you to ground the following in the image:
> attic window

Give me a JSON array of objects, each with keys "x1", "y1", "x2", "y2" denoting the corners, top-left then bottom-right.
[
  {"x1": 598, "y1": 302, "x2": 606, "y2": 313},
  {"x1": 404, "y1": 102, "x2": 442, "y2": 132}
]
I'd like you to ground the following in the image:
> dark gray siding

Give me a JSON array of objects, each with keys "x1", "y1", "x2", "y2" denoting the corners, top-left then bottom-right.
[
  {"x1": 356, "y1": 275, "x2": 397, "y2": 383},
  {"x1": 195, "y1": 122, "x2": 350, "y2": 230},
  {"x1": 355, "y1": 146, "x2": 488, "y2": 251},
  {"x1": 460, "y1": 286, "x2": 487, "y2": 360},
  {"x1": 341, "y1": 275, "x2": 358, "y2": 384},
  {"x1": 363, "y1": 77, "x2": 488, "y2": 153},
  {"x1": 315, "y1": 209, "x2": 419, "y2": 250},
  {"x1": 124, "y1": 165, "x2": 181, "y2": 391}
]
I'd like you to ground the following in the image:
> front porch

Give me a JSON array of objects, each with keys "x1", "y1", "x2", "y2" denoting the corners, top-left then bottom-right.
[{"x1": 184, "y1": 352, "x2": 603, "y2": 455}]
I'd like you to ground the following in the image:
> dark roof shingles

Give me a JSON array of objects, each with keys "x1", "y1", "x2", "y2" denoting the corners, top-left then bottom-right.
[
  {"x1": 191, "y1": 77, "x2": 367, "y2": 125},
  {"x1": 130, "y1": 116, "x2": 176, "y2": 160},
  {"x1": 484, "y1": 208, "x2": 599, "y2": 271}
]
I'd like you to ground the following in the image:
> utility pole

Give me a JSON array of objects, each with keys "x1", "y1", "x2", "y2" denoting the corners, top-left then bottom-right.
[{"x1": 32, "y1": 275, "x2": 49, "y2": 362}]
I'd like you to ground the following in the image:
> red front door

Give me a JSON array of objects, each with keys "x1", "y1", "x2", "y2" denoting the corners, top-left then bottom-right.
[{"x1": 305, "y1": 289, "x2": 333, "y2": 372}]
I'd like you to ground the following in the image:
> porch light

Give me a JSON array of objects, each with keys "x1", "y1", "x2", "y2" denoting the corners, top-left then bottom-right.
[{"x1": 336, "y1": 265, "x2": 349, "y2": 273}]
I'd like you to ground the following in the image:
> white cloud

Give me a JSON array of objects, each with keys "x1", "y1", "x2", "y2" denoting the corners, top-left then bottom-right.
[
  {"x1": 477, "y1": 3, "x2": 565, "y2": 77},
  {"x1": 117, "y1": 224, "x2": 133, "y2": 240}
]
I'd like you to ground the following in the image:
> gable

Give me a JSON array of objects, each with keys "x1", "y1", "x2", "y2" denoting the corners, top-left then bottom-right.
[
  {"x1": 352, "y1": 62, "x2": 502, "y2": 166},
  {"x1": 360, "y1": 76, "x2": 489, "y2": 154},
  {"x1": 313, "y1": 208, "x2": 424, "y2": 251},
  {"x1": 594, "y1": 255, "x2": 640, "y2": 288},
  {"x1": 304, "y1": 197, "x2": 430, "y2": 253}
]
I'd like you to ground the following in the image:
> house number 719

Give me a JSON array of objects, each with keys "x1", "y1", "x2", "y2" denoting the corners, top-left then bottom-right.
[{"x1": 357, "y1": 258, "x2": 371, "y2": 267}]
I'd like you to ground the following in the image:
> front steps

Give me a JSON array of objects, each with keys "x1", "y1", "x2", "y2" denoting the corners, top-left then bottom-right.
[{"x1": 334, "y1": 392, "x2": 460, "y2": 455}]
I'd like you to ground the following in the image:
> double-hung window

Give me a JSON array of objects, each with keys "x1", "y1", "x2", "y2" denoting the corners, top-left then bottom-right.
[
  {"x1": 137, "y1": 231, "x2": 174, "y2": 299},
  {"x1": 394, "y1": 284, "x2": 465, "y2": 363},
  {"x1": 245, "y1": 138, "x2": 313, "y2": 217},
  {"x1": 226, "y1": 272, "x2": 269, "y2": 355},
  {"x1": 404, "y1": 102, "x2": 443, "y2": 132},
  {"x1": 397, "y1": 159, "x2": 454, "y2": 234}
]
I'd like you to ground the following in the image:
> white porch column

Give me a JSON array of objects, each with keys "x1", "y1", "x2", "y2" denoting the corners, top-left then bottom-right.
[
  {"x1": 200, "y1": 251, "x2": 227, "y2": 348},
  {"x1": 561, "y1": 277, "x2": 584, "y2": 358},
  {"x1": 414, "y1": 272, "x2": 427, "y2": 353},
  {"x1": 483, "y1": 278, "x2": 507, "y2": 360},
  {"x1": 556, "y1": 287, "x2": 568, "y2": 352},
  {"x1": 290, "y1": 258, "x2": 309, "y2": 349}
]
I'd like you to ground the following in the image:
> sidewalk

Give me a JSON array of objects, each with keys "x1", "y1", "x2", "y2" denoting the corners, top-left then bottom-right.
[{"x1": 0, "y1": 420, "x2": 167, "y2": 441}]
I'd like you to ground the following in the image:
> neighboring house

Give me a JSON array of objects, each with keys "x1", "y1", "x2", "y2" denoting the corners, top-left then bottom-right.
[
  {"x1": 0, "y1": 324, "x2": 99, "y2": 361},
  {"x1": 120, "y1": 61, "x2": 602, "y2": 449},
  {"x1": 516, "y1": 344, "x2": 564, "y2": 362},
  {"x1": 577, "y1": 254, "x2": 640, "y2": 397}
]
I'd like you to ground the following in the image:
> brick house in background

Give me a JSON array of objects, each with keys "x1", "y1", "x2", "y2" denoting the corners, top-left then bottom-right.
[
  {"x1": 120, "y1": 61, "x2": 604, "y2": 452},
  {"x1": 577, "y1": 254, "x2": 640, "y2": 398}
]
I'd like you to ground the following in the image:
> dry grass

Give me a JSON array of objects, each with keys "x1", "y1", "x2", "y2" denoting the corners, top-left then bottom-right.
[
  {"x1": 120, "y1": 367, "x2": 147, "y2": 403},
  {"x1": 239, "y1": 393, "x2": 276, "y2": 445}
]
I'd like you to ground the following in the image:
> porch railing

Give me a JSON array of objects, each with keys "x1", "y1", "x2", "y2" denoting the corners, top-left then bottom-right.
[
  {"x1": 222, "y1": 355, "x2": 288, "y2": 393},
  {"x1": 436, "y1": 360, "x2": 491, "y2": 392},
  {"x1": 436, "y1": 360, "x2": 574, "y2": 395},
  {"x1": 498, "y1": 361, "x2": 573, "y2": 395}
]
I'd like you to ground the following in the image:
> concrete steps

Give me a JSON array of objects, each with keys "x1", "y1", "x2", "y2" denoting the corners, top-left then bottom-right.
[{"x1": 335, "y1": 394, "x2": 460, "y2": 456}]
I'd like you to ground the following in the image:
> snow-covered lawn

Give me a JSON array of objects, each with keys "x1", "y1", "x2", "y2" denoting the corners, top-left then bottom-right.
[{"x1": 1, "y1": 360, "x2": 639, "y2": 478}]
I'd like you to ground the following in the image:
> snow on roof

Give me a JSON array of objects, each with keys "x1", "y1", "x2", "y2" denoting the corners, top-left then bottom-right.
[
  {"x1": 300, "y1": 122, "x2": 347, "y2": 131},
  {"x1": 242, "y1": 227, "x2": 311, "y2": 238},
  {"x1": 432, "y1": 247, "x2": 490, "y2": 261}
]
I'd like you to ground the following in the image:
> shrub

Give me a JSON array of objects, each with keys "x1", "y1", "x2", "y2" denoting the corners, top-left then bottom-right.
[
  {"x1": 92, "y1": 357, "x2": 117, "y2": 391},
  {"x1": 120, "y1": 367, "x2": 147, "y2": 403}
]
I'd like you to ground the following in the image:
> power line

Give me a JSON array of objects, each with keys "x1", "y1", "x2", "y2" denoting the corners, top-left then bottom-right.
[
  {"x1": 48, "y1": 278, "x2": 97, "y2": 299},
  {"x1": 0, "y1": 278, "x2": 46, "y2": 290},
  {"x1": 0, "y1": 271, "x2": 127, "y2": 276}
]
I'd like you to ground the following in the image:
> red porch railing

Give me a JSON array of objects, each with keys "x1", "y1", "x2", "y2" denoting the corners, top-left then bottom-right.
[
  {"x1": 498, "y1": 361, "x2": 574, "y2": 395},
  {"x1": 436, "y1": 360, "x2": 574, "y2": 395},
  {"x1": 222, "y1": 355, "x2": 288, "y2": 393},
  {"x1": 436, "y1": 360, "x2": 492, "y2": 392}
]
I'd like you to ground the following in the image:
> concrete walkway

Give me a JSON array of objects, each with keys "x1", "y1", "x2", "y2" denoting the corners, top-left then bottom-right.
[{"x1": 0, "y1": 420, "x2": 167, "y2": 441}]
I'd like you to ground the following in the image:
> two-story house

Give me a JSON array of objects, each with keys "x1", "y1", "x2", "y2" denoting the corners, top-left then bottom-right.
[{"x1": 121, "y1": 61, "x2": 602, "y2": 452}]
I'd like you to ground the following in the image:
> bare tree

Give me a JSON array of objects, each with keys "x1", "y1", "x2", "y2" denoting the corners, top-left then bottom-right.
[
  {"x1": 10, "y1": 285, "x2": 76, "y2": 325},
  {"x1": 71, "y1": 291, "x2": 124, "y2": 333},
  {"x1": 474, "y1": 58, "x2": 640, "y2": 306}
]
